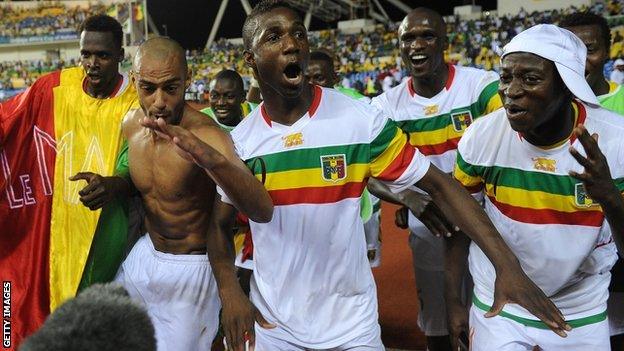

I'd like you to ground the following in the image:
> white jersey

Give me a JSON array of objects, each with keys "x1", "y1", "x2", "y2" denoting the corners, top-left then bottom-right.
[
  {"x1": 455, "y1": 102, "x2": 623, "y2": 323},
  {"x1": 371, "y1": 65, "x2": 501, "y2": 239},
  {"x1": 219, "y1": 86, "x2": 430, "y2": 348}
]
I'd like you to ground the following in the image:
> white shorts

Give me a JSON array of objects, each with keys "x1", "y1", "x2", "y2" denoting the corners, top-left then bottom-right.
[
  {"x1": 609, "y1": 292, "x2": 624, "y2": 336},
  {"x1": 115, "y1": 235, "x2": 221, "y2": 351},
  {"x1": 408, "y1": 226, "x2": 445, "y2": 271},
  {"x1": 469, "y1": 305, "x2": 610, "y2": 351},
  {"x1": 407, "y1": 233, "x2": 449, "y2": 337},
  {"x1": 364, "y1": 210, "x2": 381, "y2": 268},
  {"x1": 413, "y1": 267, "x2": 448, "y2": 337},
  {"x1": 254, "y1": 322, "x2": 384, "y2": 351}
]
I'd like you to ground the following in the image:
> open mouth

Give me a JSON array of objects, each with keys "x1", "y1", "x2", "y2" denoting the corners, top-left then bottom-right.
[
  {"x1": 410, "y1": 54, "x2": 428, "y2": 66},
  {"x1": 215, "y1": 108, "x2": 231, "y2": 115},
  {"x1": 505, "y1": 105, "x2": 527, "y2": 119},
  {"x1": 283, "y1": 62, "x2": 303, "y2": 84},
  {"x1": 87, "y1": 73, "x2": 102, "y2": 83}
]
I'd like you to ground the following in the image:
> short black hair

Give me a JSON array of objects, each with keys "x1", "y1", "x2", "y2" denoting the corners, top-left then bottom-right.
[
  {"x1": 214, "y1": 69, "x2": 245, "y2": 95},
  {"x1": 20, "y1": 284, "x2": 156, "y2": 351},
  {"x1": 242, "y1": 0, "x2": 301, "y2": 50},
  {"x1": 560, "y1": 12, "x2": 611, "y2": 50},
  {"x1": 79, "y1": 14, "x2": 123, "y2": 49},
  {"x1": 309, "y1": 50, "x2": 334, "y2": 68}
]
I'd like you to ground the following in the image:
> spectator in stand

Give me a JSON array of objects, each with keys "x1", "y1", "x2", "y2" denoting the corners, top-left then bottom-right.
[{"x1": 611, "y1": 58, "x2": 624, "y2": 84}]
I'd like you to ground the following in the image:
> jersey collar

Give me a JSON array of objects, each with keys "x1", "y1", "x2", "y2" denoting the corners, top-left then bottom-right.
[
  {"x1": 407, "y1": 64, "x2": 455, "y2": 97},
  {"x1": 260, "y1": 85, "x2": 322, "y2": 127}
]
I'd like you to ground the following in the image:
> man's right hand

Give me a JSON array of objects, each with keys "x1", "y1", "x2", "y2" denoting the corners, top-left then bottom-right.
[
  {"x1": 221, "y1": 288, "x2": 275, "y2": 351},
  {"x1": 401, "y1": 191, "x2": 457, "y2": 237},
  {"x1": 141, "y1": 117, "x2": 227, "y2": 170},
  {"x1": 69, "y1": 172, "x2": 128, "y2": 210}
]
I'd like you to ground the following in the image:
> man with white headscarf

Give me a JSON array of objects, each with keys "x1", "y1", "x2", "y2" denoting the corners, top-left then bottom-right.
[{"x1": 448, "y1": 24, "x2": 624, "y2": 350}]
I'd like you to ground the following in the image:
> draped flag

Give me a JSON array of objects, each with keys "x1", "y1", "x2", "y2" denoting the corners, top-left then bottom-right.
[{"x1": 0, "y1": 67, "x2": 138, "y2": 349}]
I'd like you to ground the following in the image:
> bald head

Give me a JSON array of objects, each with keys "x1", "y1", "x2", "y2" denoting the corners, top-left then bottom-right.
[
  {"x1": 398, "y1": 7, "x2": 448, "y2": 81},
  {"x1": 399, "y1": 7, "x2": 446, "y2": 37},
  {"x1": 133, "y1": 37, "x2": 187, "y2": 74},
  {"x1": 131, "y1": 37, "x2": 190, "y2": 126}
]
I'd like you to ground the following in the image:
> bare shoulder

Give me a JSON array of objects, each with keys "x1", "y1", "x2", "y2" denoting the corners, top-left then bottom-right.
[
  {"x1": 183, "y1": 105, "x2": 230, "y2": 144},
  {"x1": 122, "y1": 108, "x2": 144, "y2": 138}
]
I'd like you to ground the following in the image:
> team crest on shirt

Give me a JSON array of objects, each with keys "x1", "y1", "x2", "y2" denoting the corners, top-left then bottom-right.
[
  {"x1": 574, "y1": 183, "x2": 597, "y2": 207},
  {"x1": 424, "y1": 104, "x2": 439, "y2": 116},
  {"x1": 321, "y1": 154, "x2": 347, "y2": 182},
  {"x1": 532, "y1": 157, "x2": 556, "y2": 172},
  {"x1": 451, "y1": 111, "x2": 473, "y2": 132},
  {"x1": 282, "y1": 132, "x2": 304, "y2": 148}
]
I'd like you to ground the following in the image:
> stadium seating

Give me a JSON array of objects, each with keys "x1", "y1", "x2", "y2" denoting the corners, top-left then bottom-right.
[{"x1": 2, "y1": 1, "x2": 624, "y2": 100}]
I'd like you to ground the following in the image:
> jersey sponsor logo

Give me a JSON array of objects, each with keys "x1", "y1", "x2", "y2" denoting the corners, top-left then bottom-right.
[
  {"x1": 320, "y1": 154, "x2": 347, "y2": 182},
  {"x1": 424, "y1": 104, "x2": 439, "y2": 116},
  {"x1": 451, "y1": 111, "x2": 473, "y2": 132},
  {"x1": 575, "y1": 183, "x2": 598, "y2": 207},
  {"x1": 282, "y1": 132, "x2": 304, "y2": 148},
  {"x1": 532, "y1": 157, "x2": 556, "y2": 172}
]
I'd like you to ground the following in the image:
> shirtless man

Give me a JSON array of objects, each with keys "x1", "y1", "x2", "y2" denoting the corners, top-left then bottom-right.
[{"x1": 114, "y1": 37, "x2": 273, "y2": 351}]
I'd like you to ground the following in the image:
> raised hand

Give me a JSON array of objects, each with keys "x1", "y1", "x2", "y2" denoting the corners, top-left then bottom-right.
[
  {"x1": 141, "y1": 117, "x2": 226, "y2": 170},
  {"x1": 568, "y1": 124, "x2": 619, "y2": 205}
]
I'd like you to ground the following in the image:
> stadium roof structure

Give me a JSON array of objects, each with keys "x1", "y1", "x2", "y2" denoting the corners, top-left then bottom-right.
[{"x1": 206, "y1": 0, "x2": 413, "y2": 46}]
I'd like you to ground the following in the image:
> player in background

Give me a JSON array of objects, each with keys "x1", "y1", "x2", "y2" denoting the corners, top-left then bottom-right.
[
  {"x1": 306, "y1": 49, "x2": 382, "y2": 267},
  {"x1": 370, "y1": 8, "x2": 502, "y2": 351},
  {"x1": 561, "y1": 12, "x2": 624, "y2": 350},
  {"x1": 201, "y1": 69, "x2": 258, "y2": 131}
]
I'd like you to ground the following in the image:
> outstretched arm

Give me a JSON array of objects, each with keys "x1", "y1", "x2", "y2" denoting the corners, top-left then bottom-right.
[
  {"x1": 416, "y1": 165, "x2": 570, "y2": 337},
  {"x1": 207, "y1": 199, "x2": 274, "y2": 351},
  {"x1": 142, "y1": 117, "x2": 273, "y2": 223}
]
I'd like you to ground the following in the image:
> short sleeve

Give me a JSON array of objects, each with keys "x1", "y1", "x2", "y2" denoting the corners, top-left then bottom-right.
[
  {"x1": 475, "y1": 71, "x2": 502, "y2": 115},
  {"x1": 369, "y1": 113, "x2": 430, "y2": 192},
  {"x1": 453, "y1": 147, "x2": 485, "y2": 203}
]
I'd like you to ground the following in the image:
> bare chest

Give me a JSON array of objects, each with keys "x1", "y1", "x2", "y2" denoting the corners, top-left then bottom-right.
[{"x1": 128, "y1": 135, "x2": 200, "y2": 200}]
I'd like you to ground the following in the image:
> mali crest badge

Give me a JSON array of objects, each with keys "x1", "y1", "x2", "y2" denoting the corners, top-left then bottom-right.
[
  {"x1": 321, "y1": 154, "x2": 347, "y2": 182},
  {"x1": 451, "y1": 111, "x2": 473, "y2": 132},
  {"x1": 574, "y1": 183, "x2": 597, "y2": 207}
]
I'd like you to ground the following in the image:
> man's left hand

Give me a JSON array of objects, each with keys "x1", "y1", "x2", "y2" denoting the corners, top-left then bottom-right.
[
  {"x1": 568, "y1": 124, "x2": 620, "y2": 204},
  {"x1": 488, "y1": 264, "x2": 571, "y2": 337}
]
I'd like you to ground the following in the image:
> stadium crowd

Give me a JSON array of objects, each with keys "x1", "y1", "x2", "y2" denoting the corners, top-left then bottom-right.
[
  {"x1": 0, "y1": 3, "x2": 106, "y2": 39},
  {"x1": 4, "y1": 1, "x2": 624, "y2": 100},
  {"x1": 2, "y1": 1, "x2": 624, "y2": 351}
]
